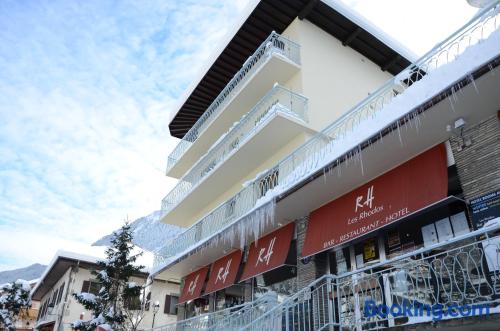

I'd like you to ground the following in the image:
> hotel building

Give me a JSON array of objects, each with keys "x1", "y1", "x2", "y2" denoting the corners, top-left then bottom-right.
[{"x1": 151, "y1": 0, "x2": 500, "y2": 329}]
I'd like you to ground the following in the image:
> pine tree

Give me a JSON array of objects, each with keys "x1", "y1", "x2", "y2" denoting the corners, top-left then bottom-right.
[
  {"x1": 72, "y1": 222, "x2": 145, "y2": 331},
  {"x1": 0, "y1": 279, "x2": 32, "y2": 331}
]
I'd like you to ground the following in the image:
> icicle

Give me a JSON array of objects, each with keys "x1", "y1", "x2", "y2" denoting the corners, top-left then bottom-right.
[
  {"x1": 469, "y1": 74, "x2": 479, "y2": 94},
  {"x1": 358, "y1": 145, "x2": 365, "y2": 176},
  {"x1": 397, "y1": 121, "x2": 403, "y2": 146},
  {"x1": 448, "y1": 96, "x2": 456, "y2": 112}
]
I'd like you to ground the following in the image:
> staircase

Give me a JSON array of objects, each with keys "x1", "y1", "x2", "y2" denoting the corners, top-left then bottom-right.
[{"x1": 144, "y1": 291, "x2": 277, "y2": 331}]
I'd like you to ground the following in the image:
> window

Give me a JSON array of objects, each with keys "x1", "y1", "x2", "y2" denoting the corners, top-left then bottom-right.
[
  {"x1": 124, "y1": 294, "x2": 142, "y2": 311},
  {"x1": 56, "y1": 283, "x2": 65, "y2": 304},
  {"x1": 145, "y1": 292, "x2": 151, "y2": 311},
  {"x1": 81, "y1": 280, "x2": 100, "y2": 295},
  {"x1": 50, "y1": 289, "x2": 58, "y2": 306},
  {"x1": 36, "y1": 302, "x2": 44, "y2": 320},
  {"x1": 40, "y1": 301, "x2": 47, "y2": 318},
  {"x1": 164, "y1": 295, "x2": 178, "y2": 315}
]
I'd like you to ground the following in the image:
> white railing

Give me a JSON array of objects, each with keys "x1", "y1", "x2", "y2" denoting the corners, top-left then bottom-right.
[
  {"x1": 143, "y1": 292, "x2": 277, "y2": 331},
  {"x1": 166, "y1": 32, "x2": 301, "y2": 174},
  {"x1": 161, "y1": 85, "x2": 307, "y2": 215},
  {"x1": 155, "y1": 1, "x2": 500, "y2": 269},
  {"x1": 243, "y1": 223, "x2": 500, "y2": 331}
]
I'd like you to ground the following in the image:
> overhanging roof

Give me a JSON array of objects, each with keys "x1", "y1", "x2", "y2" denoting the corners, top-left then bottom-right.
[
  {"x1": 31, "y1": 250, "x2": 149, "y2": 301},
  {"x1": 31, "y1": 250, "x2": 100, "y2": 301},
  {"x1": 169, "y1": 0, "x2": 416, "y2": 138}
]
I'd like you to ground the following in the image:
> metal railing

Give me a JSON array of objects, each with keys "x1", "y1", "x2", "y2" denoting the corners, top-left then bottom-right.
[
  {"x1": 166, "y1": 32, "x2": 301, "y2": 174},
  {"x1": 243, "y1": 222, "x2": 500, "y2": 331},
  {"x1": 271, "y1": 0, "x2": 500, "y2": 198},
  {"x1": 155, "y1": 1, "x2": 500, "y2": 269},
  {"x1": 161, "y1": 85, "x2": 307, "y2": 215},
  {"x1": 143, "y1": 292, "x2": 277, "y2": 331}
]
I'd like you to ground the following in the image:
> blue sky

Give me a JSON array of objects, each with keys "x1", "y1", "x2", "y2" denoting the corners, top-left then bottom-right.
[{"x1": 0, "y1": 0, "x2": 477, "y2": 271}]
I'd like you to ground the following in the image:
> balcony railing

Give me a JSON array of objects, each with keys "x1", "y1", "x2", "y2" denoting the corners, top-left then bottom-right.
[
  {"x1": 161, "y1": 85, "x2": 307, "y2": 215},
  {"x1": 243, "y1": 222, "x2": 500, "y2": 331},
  {"x1": 143, "y1": 291, "x2": 277, "y2": 331},
  {"x1": 166, "y1": 32, "x2": 301, "y2": 174},
  {"x1": 155, "y1": 1, "x2": 500, "y2": 267}
]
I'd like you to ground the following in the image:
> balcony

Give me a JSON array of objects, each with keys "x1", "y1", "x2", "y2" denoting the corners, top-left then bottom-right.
[
  {"x1": 152, "y1": 3, "x2": 500, "y2": 271},
  {"x1": 244, "y1": 221, "x2": 500, "y2": 331},
  {"x1": 161, "y1": 85, "x2": 310, "y2": 227},
  {"x1": 166, "y1": 32, "x2": 301, "y2": 178}
]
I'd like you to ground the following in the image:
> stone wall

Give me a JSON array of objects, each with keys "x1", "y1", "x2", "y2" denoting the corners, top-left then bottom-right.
[{"x1": 449, "y1": 114, "x2": 500, "y2": 201}]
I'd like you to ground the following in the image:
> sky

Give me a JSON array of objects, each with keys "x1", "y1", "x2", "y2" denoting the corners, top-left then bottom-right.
[{"x1": 0, "y1": 0, "x2": 478, "y2": 272}]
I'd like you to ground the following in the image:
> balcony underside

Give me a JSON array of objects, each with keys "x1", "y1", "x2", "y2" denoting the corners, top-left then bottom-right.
[
  {"x1": 167, "y1": 54, "x2": 300, "y2": 178},
  {"x1": 154, "y1": 58, "x2": 500, "y2": 280},
  {"x1": 161, "y1": 112, "x2": 315, "y2": 227}
]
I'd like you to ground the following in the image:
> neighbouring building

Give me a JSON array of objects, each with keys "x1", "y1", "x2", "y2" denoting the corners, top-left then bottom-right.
[
  {"x1": 0, "y1": 279, "x2": 39, "y2": 331},
  {"x1": 30, "y1": 251, "x2": 180, "y2": 331},
  {"x1": 151, "y1": 0, "x2": 500, "y2": 330}
]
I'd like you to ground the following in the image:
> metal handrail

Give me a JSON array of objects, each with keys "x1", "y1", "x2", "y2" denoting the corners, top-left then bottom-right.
[
  {"x1": 143, "y1": 292, "x2": 277, "y2": 331},
  {"x1": 155, "y1": 0, "x2": 500, "y2": 273},
  {"x1": 243, "y1": 222, "x2": 500, "y2": 331},
  {"x1": 161, "y1": 85, "x2": 307, "y2": 216},
  {"x1": 166, "y1": 32, "x2": 301, "y2": 174}
]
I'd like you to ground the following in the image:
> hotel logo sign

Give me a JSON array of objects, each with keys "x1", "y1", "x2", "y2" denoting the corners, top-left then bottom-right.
[
  {"x1": 215, "y1": 258, "x2": 232, "y2": 284},
  {"x1": 355, "y1": 185, "x2": 374, "y2": 212},
  {"x1": 187, "y1": 274, "x2": 199, "y2": 296},
  {"x1": 303, "y1": 145, "x2": 448, "y2": 257},
  {"x1": 256, "y1": 237, "x2": 276, "y2": 267}
]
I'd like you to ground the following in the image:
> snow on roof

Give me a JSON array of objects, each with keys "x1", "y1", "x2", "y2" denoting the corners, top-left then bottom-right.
[
  {"x1": 31, "y1": 250, "x2": 101, "y2": 298},
  {"x1": 168, "y1": 0, "x2": 417, "y2": 126},
  {"x1": 323, "y1": 0, "x2": 418, "y2": 62},
  {"x1": 32, "y1": 247, "x2": 159, "y2": 298}
]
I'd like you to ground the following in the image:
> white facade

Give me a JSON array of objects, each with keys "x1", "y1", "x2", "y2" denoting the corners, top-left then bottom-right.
[
  {"x1": 33, "y1": 253, "x2": 180, "y2": 331},
  {"x1": 156, "y1": 9, "x2": 397, "y2": 281}
]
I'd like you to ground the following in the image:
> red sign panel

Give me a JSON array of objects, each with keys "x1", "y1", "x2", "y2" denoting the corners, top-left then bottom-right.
[
  {"x1": 240, "y1": 223, "x2": 295, "y2": 282},
  {"x1": 178, "y1": 266, "x2": 209, "y2": 304},
  {"x1": 303, "y1": 145, "x2": 448, "y2": 257},
  {"x1": 205, "y1": 250, "x2": 243, "y2": 295}
]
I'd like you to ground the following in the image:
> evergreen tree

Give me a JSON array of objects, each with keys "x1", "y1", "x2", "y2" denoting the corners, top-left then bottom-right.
[
  {"x1": 72, "y1": 223, "x2": 144, "y2": 331},
  {"x1": 0, "y1": 279, "x2": 32, "y2": 331}
]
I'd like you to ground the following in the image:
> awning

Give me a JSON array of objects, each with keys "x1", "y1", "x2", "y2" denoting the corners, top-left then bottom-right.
[
  {"x1": 204, "y1": 250, "x2": 243, "y2": 295},
  {"x1": 240, "y1": 223, "x2": 295, "y2": 282},
  {"x1": 303, "y1": 144, "x2": 448, "y2": 258},
  {"x1": 178, "y1": 266, "x2": 210, "y2": 304}
]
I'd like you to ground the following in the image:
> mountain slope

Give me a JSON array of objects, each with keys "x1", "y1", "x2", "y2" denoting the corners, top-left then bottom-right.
[
  {"x1": 92, "y1": 210, "x2": 183, "y2": 252},
  {"x1": 0, "y1": 263, "x2": 46, "y2": 284}
]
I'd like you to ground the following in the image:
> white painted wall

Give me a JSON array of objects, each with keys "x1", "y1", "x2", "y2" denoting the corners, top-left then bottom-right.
[
  {"x1": 176, "y1": 17, "x2": 393, "y2": 227},
  {"x1": 36, "y1": 266, "x2": 180, "y2": 331},
  {"x1": 284, "y1": 18, "x2": 393, "y2": 131},
  {"x1": 141, "y1": 280, "x2": 180, "y2": 328}
]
